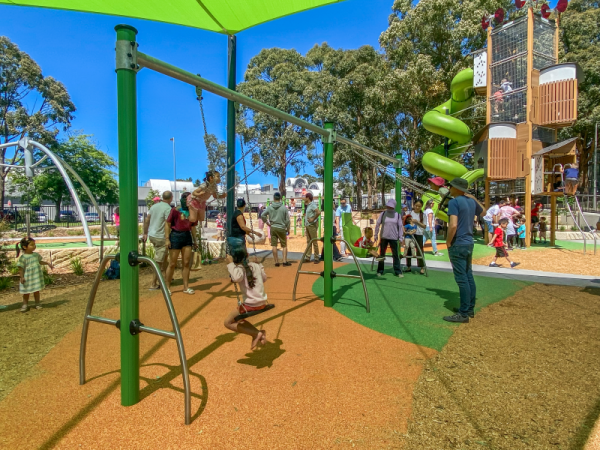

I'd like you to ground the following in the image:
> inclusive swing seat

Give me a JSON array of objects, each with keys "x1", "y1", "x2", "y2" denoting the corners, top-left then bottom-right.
[
  {"x1": 233, "y1": 303, "x2": 275, "y2": 323},
  {"x1": 341, "y1": 212, "x2": 370, "y2": 258}
]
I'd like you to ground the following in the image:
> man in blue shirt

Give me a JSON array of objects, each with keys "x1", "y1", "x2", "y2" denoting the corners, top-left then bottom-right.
[
  {"x1": 335, "y1": 198, "x2": 353, "y2": 256},
  {"x1": 444, "y1": 178, "x2": 484, "y2": 323}
]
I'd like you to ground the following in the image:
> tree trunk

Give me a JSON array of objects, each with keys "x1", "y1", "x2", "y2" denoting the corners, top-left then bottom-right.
[
  {"x1": 579, "y1": 133, "x2": 590, "y2": 194},
  {"x1": 356, "y1": 166, "x2": 363, "y2": 212},
  {"x1": 366, "y1": 168, "x2": 373, "y2": 210},
  {"x1": 0, "y1": 154, "x2": 5, "y2": 209},
  {"x1": 54, "y1": 200, "x2": 62, "y2": 222}
]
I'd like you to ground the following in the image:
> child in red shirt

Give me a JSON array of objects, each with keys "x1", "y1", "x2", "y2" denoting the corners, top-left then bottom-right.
[
  {"x1": 354, "y1": 227, "x2": 384, "y2": 261},
  {"x1": 489, "y1": 218, "x2": 520, "y2": 268}
]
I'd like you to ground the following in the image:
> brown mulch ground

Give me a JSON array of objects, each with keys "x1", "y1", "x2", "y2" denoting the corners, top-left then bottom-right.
[
  {"x1": 402, "y1": 284, "x2": 600, "y2": 449},
  {"x1": 0, "y1": 260, "x2": 254, "y2": 404},
  {"x1": 0, "y1": 263, "x2": 432, "y2": 449},
  {"x1": 474, "y1": 247, "x2": 600, "y2": 277}
]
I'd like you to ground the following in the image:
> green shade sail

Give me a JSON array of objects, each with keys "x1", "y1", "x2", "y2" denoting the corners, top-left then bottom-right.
[{"x1": 0, "y1": 0, "x2": 347, "y2": 34}]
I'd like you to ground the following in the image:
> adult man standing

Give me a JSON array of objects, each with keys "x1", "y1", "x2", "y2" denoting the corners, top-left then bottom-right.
[
  {"x1": 303, "y1": 192, "x2": 321, "y2": 264},
  {"x1": 142, "y1": 191, "x2": 173, "y2": 289},
  {"x1": 443, "y1": 178, "x2": 484, "y2": 323},
  {"x1": 483, "y1": 199, "x2": 506, "y2": 244},
  {"x1": 261, "y1": 192, "x2": 291, "y2": 267},
  {"x1": 335, "y1": 197, "x2": 353, "y2": 256}
]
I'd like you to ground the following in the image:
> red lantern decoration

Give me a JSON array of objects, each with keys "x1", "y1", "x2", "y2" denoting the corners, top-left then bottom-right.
[
  {"x1": 494, "y1": 8, "x2": 505, "y2": 23},
  {"x1": 556, "y1": 0, "x2": 568, "y2": 13},
  {"x1": 515, "y1": 0, "x2": 526, "y2": 8},
  {"x1": 482, "y1": 15, "x2": 490, "y2": 30},
  {"x1": 541, "y1": 3, "x2": 551, "y2": 18}
]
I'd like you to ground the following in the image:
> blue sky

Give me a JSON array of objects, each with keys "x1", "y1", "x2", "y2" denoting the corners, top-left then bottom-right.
[{"x1": 0, "y1": 0, "x2": 395, "y2": 187}]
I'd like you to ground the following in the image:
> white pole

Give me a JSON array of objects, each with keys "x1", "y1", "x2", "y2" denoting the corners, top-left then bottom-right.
[{"x1": 171, "y1": 137, "x2": 176, "y2": 200}]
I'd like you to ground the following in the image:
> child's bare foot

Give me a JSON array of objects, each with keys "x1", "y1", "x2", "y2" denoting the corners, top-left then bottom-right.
[
  {"x1": 260, "y1": 330, "x2": 267, "y2": 345},
  {"x1": 251, "y1": 330, "x2": 265, "y2": 350}
]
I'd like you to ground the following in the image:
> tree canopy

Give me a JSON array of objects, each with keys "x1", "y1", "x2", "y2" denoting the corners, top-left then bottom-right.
[{"x1": 0, "y1": 36, "x2": 76, "y2": 207}]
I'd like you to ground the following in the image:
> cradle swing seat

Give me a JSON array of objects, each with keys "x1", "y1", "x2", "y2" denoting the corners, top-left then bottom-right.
[{"x1": 233, "y1": 303, "x2": 275, "y2": 322}]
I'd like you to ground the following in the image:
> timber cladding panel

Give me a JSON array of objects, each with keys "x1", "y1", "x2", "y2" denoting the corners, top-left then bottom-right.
[
  {"x1": 488, "y1": 138, "x2": 517, "y2": 180},
  {"x1": 539, "y1": 79, "x2": 578, "y2": 127}
]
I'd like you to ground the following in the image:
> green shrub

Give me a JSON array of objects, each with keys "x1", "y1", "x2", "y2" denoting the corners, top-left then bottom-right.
[
  {"x1": 145, "y1": 243, "x2": 155, "y2": 260},
  {"x1": 90, "y1": 227, "x2": 101, "y2": 236},
  {"x1": 0, "y1": 276, "x2": 12, "y2": 290},
  {"x1": 43, "y1": 266, "x2": 55, "y2": 286},
  {"x1": 571, "y1": 225, "x2": 579, "y2": 231},
  {"x1": 47, "y1": 231, "x2": 54, "y2": 237},
  {"x1": 69, "y1": 256, "x2": 85, "y2": 276},
  {"x1": 67, "y1": 230, "x2": 83, "y2": 236},
  {"x1": 8, "y1": 261, "x2": 20, "y2": 275},
  {"x1": 559, "y1": 226, "x2": 566, "y2": 231}
]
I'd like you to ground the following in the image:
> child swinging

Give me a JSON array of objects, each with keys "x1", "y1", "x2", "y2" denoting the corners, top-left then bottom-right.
[
  {"x1": 186, "y1": 171, "x2": 227, "y2": 223},
  {"x1": 225, "y1": 248, "x2": 270, "y2": 350}
]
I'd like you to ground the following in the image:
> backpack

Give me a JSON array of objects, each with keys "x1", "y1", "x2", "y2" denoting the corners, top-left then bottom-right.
[{"x1": 105, "y1": 259, "x2": 120, "y2": 280}]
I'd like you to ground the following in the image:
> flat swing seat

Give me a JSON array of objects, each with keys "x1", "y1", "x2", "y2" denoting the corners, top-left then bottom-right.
[{"x1": 234, "y1": 303, "x2": 275, "y2": 322}]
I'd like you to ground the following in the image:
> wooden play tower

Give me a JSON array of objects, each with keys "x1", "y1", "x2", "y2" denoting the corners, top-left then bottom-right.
[{"x1": 473, "y1": 7, "x2": 581, "y2": 246}]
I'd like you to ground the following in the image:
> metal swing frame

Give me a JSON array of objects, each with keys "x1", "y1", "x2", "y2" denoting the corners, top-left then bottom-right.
[
  {"x1": 79, "y1": 254, "x2": 191, "y2": 424},
  {"x1": 369, "y1": 235, "x2": 429, "y2": 277},
  {"x1": 292, "y1": 237, "x2": 371, "y2": 313}
]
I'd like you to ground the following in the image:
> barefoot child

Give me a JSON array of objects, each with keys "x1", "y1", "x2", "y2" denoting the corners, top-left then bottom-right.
[
  {"x1": 489, "y1": 218, "x2": 520, "y2": 268},
  {"x1": 354, "y1": 227, "x2": 384, "y2": 261},
  {"x1": 16, "y1": 237, "x2": 52, "y2": 312},
  {"x1": 539, "y1": 217, "x2": 548, "y2": 243},
  {"x1": 225, "y1": 248, "x2": 269, "y2": 350},
  {"x1": 186, "y1": 171, "x2": 227, "y2": 223}
]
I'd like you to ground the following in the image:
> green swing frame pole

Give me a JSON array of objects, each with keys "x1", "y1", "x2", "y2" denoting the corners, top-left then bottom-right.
[
  {"x1": 323, "y1": 122, "x2": 334, "y2": 308},
  {"x1": 115, "y1": 24, "x2": 140, "y2": 407},
  {"x1": 317, "y1": 193, "x2": 322, "y2": 239},
  {"x1": 395, "y1": 154, "x2": 402, "y2": 214},
  {"x1": 226, "y1": 35, "x2": 237, "y2": 236}
]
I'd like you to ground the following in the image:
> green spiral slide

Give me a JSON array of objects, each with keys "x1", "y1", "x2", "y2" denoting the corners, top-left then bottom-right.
[{"x1": 420, "y1": 68, "x2": 483, "y2": 221}]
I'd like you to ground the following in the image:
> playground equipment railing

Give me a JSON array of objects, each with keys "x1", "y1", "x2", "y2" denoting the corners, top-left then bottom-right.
[{"x1": 79, "y1": 254, "x2": 191, "y2": 424}]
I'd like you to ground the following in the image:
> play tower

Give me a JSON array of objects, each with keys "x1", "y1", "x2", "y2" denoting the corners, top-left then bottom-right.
[{"x1": 473, "y1": 7, "x2": 580, "y2": 246}]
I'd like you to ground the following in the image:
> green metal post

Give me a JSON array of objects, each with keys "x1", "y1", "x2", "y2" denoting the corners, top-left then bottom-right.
[
  {"x1": 323, "y1": 122, "x2": 334, "y2": 307},
  {"x1": 115, "y1": 24, "x2": 140, "y2": 407},
  {"x1": 395, "y1": 154, "x2": 402, "y2": 214},
  {"x1": 317, "y1": 193, "x2": 322, "y2": 238},
  {"x1": 226, "y1": 35, "x2": 237, "y2": 237}
]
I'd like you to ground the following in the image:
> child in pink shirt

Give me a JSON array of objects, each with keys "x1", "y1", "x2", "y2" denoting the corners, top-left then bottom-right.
[{"x1": 225, "y1": 249, "x2": 269, "y2": 349}]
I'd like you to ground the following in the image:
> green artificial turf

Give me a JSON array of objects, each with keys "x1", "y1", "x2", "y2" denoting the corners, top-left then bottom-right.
[
  {"x1": 33, "y1": 241, "x2": 118, "y2": 249},
  {"x1": 312, "y1": 264, "x2": 531, "y2": 351}
]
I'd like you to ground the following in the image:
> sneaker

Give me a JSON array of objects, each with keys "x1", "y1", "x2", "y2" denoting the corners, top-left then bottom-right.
[
  {"x1": 397, "y1": 273, "x2": 404, "y2": 278},
  {"x1": 511, "y1": 262, "x2": 520, "y2": 268},
  {"x1": 489, "y1": 262, "x2": 499, "y2": 267},
  {"x1": 314, "y1": 259, "x2": 320, "y2": 264},
  {"x1": 275, "y1": 263, "x2": 281, "y2": 267},
  {"x1": 20, "y1": 305, "x2": 28, "y2": 313},
  {"x1": 434, "y1": 252, "x2": 444, "y2": 256},
  {"x1": 377, "y1": 273, "x2": 383, "y2": 277},
  {"x1": 376, "y1": 257, "x2": 385, "y2": 262},
  {"x1": 453, "y1": 308, "x2": 474, "y2": 318},
  {"x1": 443, "y1": 313, "x2": 469, "y2": 323},
  {"x1": 402, "y1": 266, "x2": 411, "y2": 272},
  {"x1": 334, "y1": 257, "x2": 344, "y2": 262},
  {"x1": 282, "y1": 261, "x2": 292, "y2": 266}
]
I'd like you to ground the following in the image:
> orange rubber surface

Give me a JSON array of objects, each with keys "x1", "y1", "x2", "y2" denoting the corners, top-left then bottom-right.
[{"x1": 0, "y1": 266, "x2": 436, "y2": 449}]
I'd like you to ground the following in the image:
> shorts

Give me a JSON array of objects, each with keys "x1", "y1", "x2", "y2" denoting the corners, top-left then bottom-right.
[
  {"x1": 495, "y1": 246, "x2": 509, "y2": 258},
  {"x1": 169, "y1": 230, "x2": 193, "y2": 250},
  {"x1": 227, "y1": 236, "x2": 247, "y2": 256},
  {"x1": 239, "y1": 303, "x2": 268, "y2": 315},
  {"x1": 186, "y1": 195, "x2": 206, "y2": 212},
  {"x1": 484, "y1": 219, "x2": 495, "y2": 233},
  {"x1": 149, "y1": 236, "x2": 167, "y2": 262},
  {"x1": 532, "y1": 216, "x2": 539, "y2": 224},
  {"x1": 270, "y1": 227, "x2": 287, "y2": 248}
]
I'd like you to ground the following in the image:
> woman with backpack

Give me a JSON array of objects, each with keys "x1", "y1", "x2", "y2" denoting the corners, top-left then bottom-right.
[{"x1": 373, "y1": 199, "x2": 405, "y2": 278}]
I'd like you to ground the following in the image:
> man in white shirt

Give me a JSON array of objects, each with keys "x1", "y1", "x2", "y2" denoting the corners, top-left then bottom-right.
[
  {"x1": 142, "y1": 191, "x2": 173, "y2": 289},
  {"x1": 335, "y1": 198, "x2": 353, "y2": 256},
  {"x1": 483, "y1": 199, "x2": 506, "y2": 244}
]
